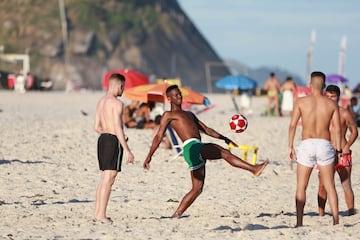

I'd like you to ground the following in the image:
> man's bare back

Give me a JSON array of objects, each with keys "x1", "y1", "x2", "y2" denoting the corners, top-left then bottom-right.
[
  {"x1": 95, "y1": 95, "x2": 123, "y2": 135},
  {"x1": 294, "y1": 95, "x2": 338, "y2": 141}
]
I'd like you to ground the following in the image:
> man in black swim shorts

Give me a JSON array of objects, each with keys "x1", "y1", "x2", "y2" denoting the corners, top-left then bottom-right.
[
  {"x1": 94, "y1": 73, "x2": 134, "y2": 223},
  {"x1": 98, "y1": 133, "x2": 123, "y2": 172}
]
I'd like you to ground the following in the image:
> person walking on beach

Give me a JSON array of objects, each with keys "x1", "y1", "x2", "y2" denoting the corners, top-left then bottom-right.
[
  {"x1": 280, "y1": 76, "x2": 296, "y2": 116},
  {"x1": 94, "y1": 73, "x2": 134, "y2": 223},
  {"x1": 347, "y1": 97, "x2": 360, "y2": 127},
  {"x1": 264, "y1": 72, "x2": 281, "y2": 116},
  {"x1": 317, "y1": 85, "x2": 358, "y2": 216},
  {"x1": 143, "y1": 85, "x2": 269, "y2": 218},
  {"x1": 288, "y1": 71, "x2": 341, "y2": 227}
]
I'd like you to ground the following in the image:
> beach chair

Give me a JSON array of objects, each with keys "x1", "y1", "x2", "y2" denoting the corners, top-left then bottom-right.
[
  {"x1": 195, "y1": 104, "x2": 215, "y2": 115},
  {"x1": 167, "y1": 126, "x2": 183, "y2": 160},
  {"x1": 228, "y1": 143, "x2": 258, "y2": 165}
]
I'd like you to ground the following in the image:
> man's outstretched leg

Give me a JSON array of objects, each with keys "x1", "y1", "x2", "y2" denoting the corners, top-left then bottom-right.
[
  {"x1": 201, "y1": 143, "x2": 268, "y2": 176},
  {"x1": 172, "y1": 166, "x2": 205, "y2": 218}
]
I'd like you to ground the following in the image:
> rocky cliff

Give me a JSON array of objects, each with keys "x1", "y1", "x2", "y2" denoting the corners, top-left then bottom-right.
[{"x1": 0, "y1": 0, "x2": 229, "y2": 92}]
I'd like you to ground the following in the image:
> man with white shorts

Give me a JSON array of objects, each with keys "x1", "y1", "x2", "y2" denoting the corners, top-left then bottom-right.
[
  {"x1": 297, "y1": 139, "x2": 336, "y2": 167},
  {"x1": 288, "y1": 71, "x2": 342, "y2": 227}
]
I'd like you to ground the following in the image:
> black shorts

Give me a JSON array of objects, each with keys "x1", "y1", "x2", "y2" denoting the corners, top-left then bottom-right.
[{"x1": 97, "y1": 133, "x2": 123, "y2": 172}]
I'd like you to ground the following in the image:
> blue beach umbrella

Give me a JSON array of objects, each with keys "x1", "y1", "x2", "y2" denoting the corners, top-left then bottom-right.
[{"x1": 215, "y1": 74, "x2": 258, "y2": 90}]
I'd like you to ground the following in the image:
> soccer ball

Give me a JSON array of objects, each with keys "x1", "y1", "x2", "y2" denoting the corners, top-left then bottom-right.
[{"x1": 229, "y1": 114, "x2": 248, "y2": 133}]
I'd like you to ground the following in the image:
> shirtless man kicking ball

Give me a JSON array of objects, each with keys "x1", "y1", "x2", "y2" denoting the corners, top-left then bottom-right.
[{"x1": 143, "y1": 85, "x2": 268, "y2": 218}]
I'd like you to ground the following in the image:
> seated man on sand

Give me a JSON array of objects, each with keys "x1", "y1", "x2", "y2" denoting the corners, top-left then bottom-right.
[
  {"x1": 123, "y1": 100, "x2": 139, "y2": 128},
  {"x1": 134, "y1": 102, "x2": 156, "y2": 129}
]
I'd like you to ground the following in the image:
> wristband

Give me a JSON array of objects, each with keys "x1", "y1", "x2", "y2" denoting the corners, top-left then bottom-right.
[
  {"x1": 336, "y1": 149, "x2": 342, "y2": 154},
  {"x1": 219, "y1": 135, "x2": 231, "y2": 144}
]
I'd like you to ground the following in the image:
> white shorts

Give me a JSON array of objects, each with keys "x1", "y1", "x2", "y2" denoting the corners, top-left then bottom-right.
[
  {"x1": 281, "y1": 90, "x2": 294, "y2": 111},
  {"x1": 296, "y1": 139, "x2": 335, "y2": 168}
]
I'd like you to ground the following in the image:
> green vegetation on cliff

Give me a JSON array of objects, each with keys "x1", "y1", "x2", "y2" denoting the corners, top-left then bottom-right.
[{"x1": 0, "y1": 0, "x2": 227, "y2": 91}]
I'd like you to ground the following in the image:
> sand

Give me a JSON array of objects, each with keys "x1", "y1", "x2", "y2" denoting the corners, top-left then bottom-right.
[{"x1": 0, "y1": 90, "x2": 359, "y2": 239}]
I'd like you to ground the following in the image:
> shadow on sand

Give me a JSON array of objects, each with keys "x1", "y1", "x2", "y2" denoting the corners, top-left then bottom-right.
[
  {"x1": 212, "y1": 223, "x2": 290, "y2": 232},
  {"x1": 0, "y1": 159, "x2": 46, "y2": 165}
]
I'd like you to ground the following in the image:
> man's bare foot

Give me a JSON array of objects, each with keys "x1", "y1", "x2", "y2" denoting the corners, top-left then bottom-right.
[
  {"x1": 93, "y1": 217, "x2": 113, "y2": 224},
  {"x1": 348, "y1": 208, "x2": 355, "y2": 216},
  {"x1": 171, "y1": 212, "x2": 182, "y2": 218},
  {"x1": 254, "y1": 160, "x2": 269, "y2": 176}
]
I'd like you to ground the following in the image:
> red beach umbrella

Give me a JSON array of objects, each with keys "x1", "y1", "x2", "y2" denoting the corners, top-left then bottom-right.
[{"x1": 102, "y1": 69, "x2": 149, "y2": 90}]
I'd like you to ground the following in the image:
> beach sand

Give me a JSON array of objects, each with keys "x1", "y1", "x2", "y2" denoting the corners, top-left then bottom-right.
[{"x1": 0, "y1": 91, "x2": 359, "y2": 239}]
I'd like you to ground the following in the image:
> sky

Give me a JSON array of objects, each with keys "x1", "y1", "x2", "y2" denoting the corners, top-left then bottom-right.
[{"x1": 177, "y1": 0, "x2": 360, "y2": 87}]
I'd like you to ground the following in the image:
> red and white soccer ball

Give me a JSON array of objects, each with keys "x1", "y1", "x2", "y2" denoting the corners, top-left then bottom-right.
[{"x1": 229, "y1": 114, "x2": 248, "y2": 133}]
